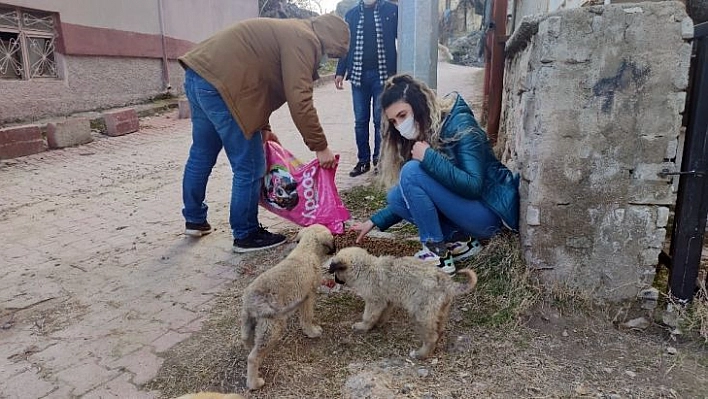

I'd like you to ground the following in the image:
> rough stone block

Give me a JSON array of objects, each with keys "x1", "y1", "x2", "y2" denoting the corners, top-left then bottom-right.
[
  {"x1": 681, "y1": 16, "x2": 694, "y2": 39},
  {"x1": 0, "y1": 124, "x2": 45, "y2": 159},
  {"x1": 46, "y1": 118, "x2": 93, "y2": 149},
  {"x1": 102, "y1": 108, "x2": 139, "y2": 137},
  {"x1": 656, "y1": 207, "x2": 670, "y2": 227},
  {"x1": 526, "y1": 205, "x2": 541, "y2": 226},
  {"x1": 178, "y1": 99, "x2": 191, "y2": 119}
]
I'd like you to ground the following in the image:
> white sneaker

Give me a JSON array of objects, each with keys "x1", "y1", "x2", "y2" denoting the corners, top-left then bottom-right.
[
  {"x1": 415, "y1": 245, "x2": 456, "y2": 275},
  {"x1": 446, "y1": 238, "x2": 482, "y2": 261}
]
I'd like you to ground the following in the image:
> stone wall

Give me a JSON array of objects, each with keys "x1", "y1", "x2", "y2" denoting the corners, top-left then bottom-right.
[{"x1": 499, "y1": 1, "x2": 692, "y2": 300}]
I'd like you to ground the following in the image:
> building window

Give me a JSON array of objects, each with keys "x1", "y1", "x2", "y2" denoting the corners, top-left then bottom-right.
[{"x1": 0, "y1": 5, "x2": 58, "y2": 80}]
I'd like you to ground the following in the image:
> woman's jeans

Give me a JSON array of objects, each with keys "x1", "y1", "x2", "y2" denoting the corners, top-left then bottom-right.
[
  {"x1": 387, "y1": 161, "x2": 502, "y2": 243},
  {"x1": 181, "y1": 69, "x2": 265, "y2": 240},
  {"x1": 351, "y1": 69, "x2": 383, "y2": 164}
]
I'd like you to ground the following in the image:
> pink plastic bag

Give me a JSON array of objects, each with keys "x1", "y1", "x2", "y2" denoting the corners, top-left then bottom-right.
[{"x1": 260, "y1": 141, "x2": 350, "y2": 234}]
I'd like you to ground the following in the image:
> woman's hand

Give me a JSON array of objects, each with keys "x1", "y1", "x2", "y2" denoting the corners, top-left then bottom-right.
[
  {"x1": 350, "y1": 220, "x2": 375, "y2": 243},
  {"x1": 411, "y1": 141, "x2": 430, "y2": 161}
]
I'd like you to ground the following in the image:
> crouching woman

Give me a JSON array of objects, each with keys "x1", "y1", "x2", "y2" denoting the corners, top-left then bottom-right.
[{"x1": 351, "y1": 74, "x2": 519, "y2": 274}]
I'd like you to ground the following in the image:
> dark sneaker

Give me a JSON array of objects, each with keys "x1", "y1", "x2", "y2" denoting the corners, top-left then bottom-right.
[
  {"x1": 233, "y1": 226, "x2": 287, "y2": 253},
  {"x1": 185, "y1": 221, "x2": 212, "y2": 237},
  {"x1": 415, "y1": 241, "x2": 456, "y2": 275},
  {"x1": 349, "y1": 162, "x2": 371, "y2": 177},
  {"x1": 447, "y1": 237, "x2": 482, "y2": 261},
  {"x1": 373, "y1": 158, "x2": 379, "y2": 175}
]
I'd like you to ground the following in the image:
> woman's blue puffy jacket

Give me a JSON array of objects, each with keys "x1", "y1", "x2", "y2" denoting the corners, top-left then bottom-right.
[{"x1": 371, "y1": 93, "x2": 520, "y2": 232}]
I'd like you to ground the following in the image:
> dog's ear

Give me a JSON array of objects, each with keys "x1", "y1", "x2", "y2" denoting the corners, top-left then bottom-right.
[
  {"x1": 318, "y1": 229, "x2": 334, "y2": 244},
  {"x1": 328, "y1": 259, "x2": 347, "y2": 274},
  {"x1": 295, "y1": 228, "x2": 306, "y2": 243}
]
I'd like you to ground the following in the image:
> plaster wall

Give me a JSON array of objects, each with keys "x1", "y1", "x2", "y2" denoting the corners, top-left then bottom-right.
[
  {"x1": 0, "y1": 0, "x2": 257, "y2": 124},
  {"x1": 2, "y1": 0, "x2": 256, "y2": 42},
  {"x1": 0, "y1": 56, "x2": 176, "y2": 124}
]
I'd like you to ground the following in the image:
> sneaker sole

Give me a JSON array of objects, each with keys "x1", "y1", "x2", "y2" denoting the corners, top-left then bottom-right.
[
  {"x1": 452, "y1": 243, "x2": 483, "y2": 261},
  {"x1": 185, "y1": 229, "x2": 212, "y2": 237},
  {"x1": 440, "y1": 265, "x2": 456, "y2": 275},
  {"x1": 232, "y1": 239, "x2": 286, "y2": 253}
]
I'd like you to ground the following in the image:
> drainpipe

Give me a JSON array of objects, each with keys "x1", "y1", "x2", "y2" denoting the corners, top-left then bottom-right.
[{"x1": 157, "y1": 0, "x2": 171, "y2": 91}]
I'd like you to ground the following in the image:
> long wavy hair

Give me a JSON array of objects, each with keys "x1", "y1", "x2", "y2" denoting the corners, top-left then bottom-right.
[{"x1": 377, "y1": 74, "x2": 454, "y2": 188}]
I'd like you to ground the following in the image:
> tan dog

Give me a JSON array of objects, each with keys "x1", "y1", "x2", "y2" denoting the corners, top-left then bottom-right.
[
  {"x1": 328, "y1": 246, "x2": 478, "y2": 359},
  {"x1": 240, "y1": 224, "x2": 335, "y2": 390},
  {"x1": 174, "y1": 393, "x2": 244, "y2": 399}
]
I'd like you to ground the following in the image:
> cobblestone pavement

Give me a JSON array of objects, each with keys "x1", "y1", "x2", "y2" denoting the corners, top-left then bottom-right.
[{"x1": 0, "y1": 63, "x2": 483, "y2": 399}]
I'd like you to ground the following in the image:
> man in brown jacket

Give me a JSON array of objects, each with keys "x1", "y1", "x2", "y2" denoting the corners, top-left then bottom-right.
[{"x1": 178, "y1": 14, "x2": 349, "y2": 253}]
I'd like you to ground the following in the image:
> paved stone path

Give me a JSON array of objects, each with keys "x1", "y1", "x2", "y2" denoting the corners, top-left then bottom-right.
[{"x1": 0, "y1": 63, "x2": 482, "y2": 399}]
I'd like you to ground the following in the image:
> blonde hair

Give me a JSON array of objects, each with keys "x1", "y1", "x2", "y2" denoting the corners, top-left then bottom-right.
[{"x1": 377, "y1": 74, "x2": 454, "y2": 188}]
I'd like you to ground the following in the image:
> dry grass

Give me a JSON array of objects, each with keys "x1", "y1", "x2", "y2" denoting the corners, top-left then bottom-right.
[
  {"x1": 671, "y1": 285, "x2": 708, "y2": 344},
  {"x1": 454, "y1": 232, "x2": 541, "y2": 327},
  {"x1": 145, "y1": 184, "x2": 708, "y2": 398},
  {"x1": 340, "y1": 183, "x2": 386, "y2": 222}
]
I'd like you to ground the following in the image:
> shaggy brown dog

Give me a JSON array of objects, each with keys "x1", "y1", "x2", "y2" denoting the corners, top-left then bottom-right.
[
  {"x1": 328, "y1": 246, "x2": 478, "y2": 359},
  {"x1": 240, "y1": 224, "x2": 335, "y2": 390}
]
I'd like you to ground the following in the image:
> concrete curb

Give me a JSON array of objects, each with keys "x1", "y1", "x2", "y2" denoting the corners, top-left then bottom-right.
[
  {"x1": 0, "y1": 99, "x2": 180, "y2": 160},
  {"x1": 1, "y1": 74, "x2": 334, "y2": 160}
]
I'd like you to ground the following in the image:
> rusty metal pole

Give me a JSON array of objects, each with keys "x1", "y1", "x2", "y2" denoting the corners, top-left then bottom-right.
[
  {"x1": 485, "y1": 0, "x2": 507, "y2": 144},
  {"x1": 482, "y1": 30, "x2": 492, "y2": 125}
]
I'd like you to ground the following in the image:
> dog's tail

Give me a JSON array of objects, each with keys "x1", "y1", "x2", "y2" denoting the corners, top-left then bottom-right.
[
  {"x1": 241, "y1": 296, "x2": 305, "y2": 346},
  {"x1": 453, "y1": 269, "x2": 478, "y2": 296},
  {"x1": 251, "y1": 294, "x2": 309, "y2": 318}
]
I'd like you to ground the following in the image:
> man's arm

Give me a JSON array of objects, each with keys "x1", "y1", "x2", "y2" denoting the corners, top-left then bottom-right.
[{"x1": 280, "y1": 40, "x2": 336, "y2": 168}]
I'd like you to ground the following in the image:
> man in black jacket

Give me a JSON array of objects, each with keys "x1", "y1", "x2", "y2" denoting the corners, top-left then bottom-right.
[{"x1": 335, "y1": 0, "x2": 398, "y2": 177}]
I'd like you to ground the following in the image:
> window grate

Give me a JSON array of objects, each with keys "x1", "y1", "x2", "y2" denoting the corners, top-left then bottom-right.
[
  {"x1": 0, "y1": 32, "x2": 22, "y2": 78},
  {"x1": 27, "y1": 35, "x2": 56, "y2": 78},
  {"x1": 0, "y1": 7, "x2": 18, "y2": 28},
  {"x1": 21, "y1": 10, "x2": 54, "y2": 32},
  {"x1": 0, "y1": 5, "x2": 58, "y2": 80}
]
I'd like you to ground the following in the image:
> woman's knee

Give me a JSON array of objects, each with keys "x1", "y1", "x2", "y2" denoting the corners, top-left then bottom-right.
[
  {"x1": 399, "y1": 160, "x2": 425, "y2": 185},
  {"x1": 386, "y1": 184, "x2": 404, "y2": 205}
]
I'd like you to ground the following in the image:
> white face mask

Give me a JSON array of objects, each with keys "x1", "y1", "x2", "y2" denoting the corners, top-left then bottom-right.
[
  {"x1": 396, "y1": 116, "x2": 418, "y2": 140},
  {"x1": 363, "y1": 0, "x2": 377, "y2": 5}
]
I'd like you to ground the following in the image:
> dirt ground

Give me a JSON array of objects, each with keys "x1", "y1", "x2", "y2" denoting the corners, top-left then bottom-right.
[{"x1": 146, "y1": 231, "x2": 708, "y2": 399}]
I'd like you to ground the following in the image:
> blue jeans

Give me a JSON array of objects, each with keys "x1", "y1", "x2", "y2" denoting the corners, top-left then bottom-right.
[
  {"x1": 182, "y1": 69, "x2": 265, "y2": 240},
  {"x1": 386, "y1": 161, "x2": 502, "y2": 243},
  {"x1": 351, "y1": 69, "x2": 383, "y2": 164}
]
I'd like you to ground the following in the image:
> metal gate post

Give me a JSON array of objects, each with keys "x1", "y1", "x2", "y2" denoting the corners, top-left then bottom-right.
[{"x1": 669, "y1": 22, "x2": 708, "y2": 302}]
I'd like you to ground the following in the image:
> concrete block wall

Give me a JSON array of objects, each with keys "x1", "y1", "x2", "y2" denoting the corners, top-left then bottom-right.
[{"x1": 499, "y1": 1, "x2": 692, "y2": 300}]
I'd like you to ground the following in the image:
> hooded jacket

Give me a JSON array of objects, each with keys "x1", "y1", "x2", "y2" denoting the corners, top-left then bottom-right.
[
  {"x1": 371, "y1": 94, "x2": 520, "y2": 233},
  {"x1": 179, "y1": 14, "x2": 349, "y2": 151}
]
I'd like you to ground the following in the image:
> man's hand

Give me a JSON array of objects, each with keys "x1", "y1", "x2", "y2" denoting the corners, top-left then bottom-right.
[
  {"x1": 316, "y1": 147, "x2": 336, "y2": 169},
  {"x1": 334, "y1": 75, "x2": 344, "y2": 90},
  {"x1": 411, "y1": 141, "x2": 430, "y2": 161},
  {"x1": 350, "y1": 220, "x2": 375, "y2": 243}
]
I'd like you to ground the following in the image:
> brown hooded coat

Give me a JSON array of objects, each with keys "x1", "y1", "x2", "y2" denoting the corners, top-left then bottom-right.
[{"x1": 178, "y1": 14, "x2": 349, "y2": 152}]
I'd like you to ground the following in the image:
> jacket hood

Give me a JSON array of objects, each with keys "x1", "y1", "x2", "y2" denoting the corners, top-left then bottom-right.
[
  {"x1": 311, "y1": 14, "x2": 350, "y2": 58},
  {"x1": 439, "y1": 93, "x2": 481, "y2": 138}
]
